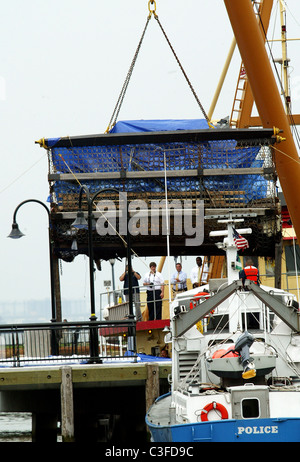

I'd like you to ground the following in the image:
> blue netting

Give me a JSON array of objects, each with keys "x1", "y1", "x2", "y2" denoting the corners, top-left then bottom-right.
[{"x1": 48, "y1": 120, "x2": 273, "y2": 208}]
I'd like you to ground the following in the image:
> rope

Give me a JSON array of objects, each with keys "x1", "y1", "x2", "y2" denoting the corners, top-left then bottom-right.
[
  {"x1": 105, "y1": 1, "x2": 210, "y2": 132},
  {"x1": 0, "y1": 154, "x2": 45, "y2": 195}
]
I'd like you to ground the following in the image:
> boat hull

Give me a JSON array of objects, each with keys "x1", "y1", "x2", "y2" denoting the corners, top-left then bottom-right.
[
  {"x1": 146, "y1": 416, "x2": 300, "y2": 442},
  {"x1": 146, "y1": 394, "x2": 300, "y2": 442}
]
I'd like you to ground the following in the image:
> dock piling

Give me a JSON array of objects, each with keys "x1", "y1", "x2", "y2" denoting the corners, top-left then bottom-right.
[{"x1": 60, "y1": 366, "x2": 75, "y2": 442}]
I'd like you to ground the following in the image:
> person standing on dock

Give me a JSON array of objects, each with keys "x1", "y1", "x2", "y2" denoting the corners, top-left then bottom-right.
[
  {"x1": 143, "y1": 262, "x2": 164, "y2": 320},
  {"x1": 171, "y1": 262, "x2": 187, "y2": 296},
  {"x1": 119, "y1": 265, "x2": 142, "y2": 321}
]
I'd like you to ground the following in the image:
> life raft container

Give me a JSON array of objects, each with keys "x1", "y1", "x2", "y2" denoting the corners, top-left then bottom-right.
[
  {"x1": 200, "y1": 401, "x2": 229, "y2": 422},
  {"x1": 211, "y1": 345, "x2": 239, "y2": 359}
]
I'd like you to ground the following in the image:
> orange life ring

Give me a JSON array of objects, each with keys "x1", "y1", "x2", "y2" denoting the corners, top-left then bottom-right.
[
  {"x1": 190, "y1": 292, "x2": 211, "y2": 311},
  {"x1": 200, "y1": 401, "x2": 228, "y2": 422}
]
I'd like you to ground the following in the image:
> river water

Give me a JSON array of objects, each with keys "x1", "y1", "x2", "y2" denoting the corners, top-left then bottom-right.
[
  {"x1": 0, "y1": 413, "x2": 63, "y2": 442},
  {"x1": 0, "y1": 413, "x2": 32, "y2": 442}
]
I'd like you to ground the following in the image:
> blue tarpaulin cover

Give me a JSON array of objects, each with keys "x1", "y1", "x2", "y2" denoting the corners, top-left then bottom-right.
[
  {"x1": 49, "y1": 119, "x2": 271, "y2": 205},
  {"x1": 109, "y1": 119, "x2": 210, "y2": 133}
]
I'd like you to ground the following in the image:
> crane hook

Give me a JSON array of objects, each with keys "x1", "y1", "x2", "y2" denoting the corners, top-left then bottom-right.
[{"x1": 148, "y1": 0, "x2": 158, "y2": 18}]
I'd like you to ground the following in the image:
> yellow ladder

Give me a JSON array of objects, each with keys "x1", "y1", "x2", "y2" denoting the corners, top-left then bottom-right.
[{"x1": 201, "y1": 256, "x2": 225, "y2": 282}]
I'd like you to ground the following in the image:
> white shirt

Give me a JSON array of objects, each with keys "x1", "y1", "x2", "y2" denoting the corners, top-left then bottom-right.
[
  {"x1": 171, "y1": 270, "x2": 187, "y2": 290},
  {"x1": 143, "y1": 271, "x2": 164, "y2": 291},
  {"x1": 190, "y1": 264, "x2": 208, "y2": 284}
]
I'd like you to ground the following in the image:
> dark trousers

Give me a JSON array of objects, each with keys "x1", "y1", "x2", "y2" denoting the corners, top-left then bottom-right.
[{"x1": 147, "y1": 289, "x2": 162, "y2": 320}]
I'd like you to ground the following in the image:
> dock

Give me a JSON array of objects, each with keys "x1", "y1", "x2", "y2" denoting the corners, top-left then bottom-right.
[
  {"x1": 0, "y1": 320, "x2": 171, "y2": 442},
  {"x1": 0, "y1": 361, "x2": 171, "y2": 442}
]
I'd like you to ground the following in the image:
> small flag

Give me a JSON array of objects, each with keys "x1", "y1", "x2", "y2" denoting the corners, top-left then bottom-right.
[
  {"x1": 235, "y1": 254, "x2": 242, "y2": 271},
  {"x1": 240, "y1": 67, "x2": 247, "y2": 79},
  {"x1": 233, "y1": 227, "x2": 249, "y2": 250}
]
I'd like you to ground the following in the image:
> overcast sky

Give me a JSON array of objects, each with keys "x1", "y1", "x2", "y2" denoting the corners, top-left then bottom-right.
[{"x1": 0, "y1": 1, "x2": 300, "y2": 321}]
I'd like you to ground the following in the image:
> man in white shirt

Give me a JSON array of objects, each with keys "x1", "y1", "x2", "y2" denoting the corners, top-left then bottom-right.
[
  {"x1": 190, "y1": 256, "x2": 208, "y2": 288},
  {"x1": 143, "y1": 262, "x2": 164, "y2": 320},
  {"x1": 171, "y1": 262, "x2": 187, "y2": 295}
]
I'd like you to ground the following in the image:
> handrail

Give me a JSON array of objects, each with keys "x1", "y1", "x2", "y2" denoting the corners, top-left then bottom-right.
[{"x1": 0, "y1": 319, "x2": 137, "y2": 367}]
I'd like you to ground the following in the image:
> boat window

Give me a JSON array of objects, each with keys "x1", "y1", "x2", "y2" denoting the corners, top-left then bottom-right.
[
  {"x1": 242, "y1": 312, "x2": 260, "y2": 330},
  {"x1": 241, "y1": 398, "x2": 260, "y2": 418},
  {"x1": 205, "y1": 315, "x2": 229, "y2": 332},
  {"x1": 285, "y1": 244, "x2": 300, "y2": 275}
]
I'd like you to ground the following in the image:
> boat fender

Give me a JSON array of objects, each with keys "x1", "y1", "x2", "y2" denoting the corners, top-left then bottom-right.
[{"x1": 200, "y1": 401, "x2": 229, "y2": 422}]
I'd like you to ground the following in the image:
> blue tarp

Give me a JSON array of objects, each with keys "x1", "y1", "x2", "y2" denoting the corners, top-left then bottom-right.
[
  {"x1": 109, "y1": 119, "x2": 210, "y2": 133},
  {"x1": 49, "y1": 119, "x2": 270, "y2": 203}
]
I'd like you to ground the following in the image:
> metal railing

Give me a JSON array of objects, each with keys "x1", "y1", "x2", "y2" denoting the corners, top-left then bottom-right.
[
  {"x1": 0, "y1": 319, "x2": 137, "y2": 367},
  {"x1": 100, "y1": 284, "x2": 172, "y2": 321}
]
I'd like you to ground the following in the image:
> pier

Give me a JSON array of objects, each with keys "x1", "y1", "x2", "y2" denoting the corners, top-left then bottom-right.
[{"x1": 0, "y1": 321, "x2": 171, "y2": 442}]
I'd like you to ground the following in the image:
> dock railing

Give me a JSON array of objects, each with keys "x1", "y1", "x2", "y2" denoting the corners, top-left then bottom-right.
[
  {"x1": 0, "y1": 319, "x2": 137, "y2": 367},
  {"x1": 100, "y1": 283, "x2": 171, "y2": 321}
]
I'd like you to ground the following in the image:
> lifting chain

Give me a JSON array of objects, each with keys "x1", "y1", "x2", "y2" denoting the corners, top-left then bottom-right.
[
  {"x1": 105, "y1": 1, "x2": 209, "y2": 133},
  {"x1": 153, "y1": 13, "x2": 210, "y2": 123},
  {"x1": 105, "y1": 14, "x2": 151, "y2": 133}
]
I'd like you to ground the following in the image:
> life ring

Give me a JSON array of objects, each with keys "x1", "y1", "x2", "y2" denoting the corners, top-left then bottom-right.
[
  {"x1": 200, "y1": 401, "x2": 228, "y2": 422},
  {"x1": 190, "y1": 292, "x2": 212, "y2": 311}
]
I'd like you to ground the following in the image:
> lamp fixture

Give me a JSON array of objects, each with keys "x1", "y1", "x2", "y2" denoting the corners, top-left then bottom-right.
[
  {"x1": 71, "y1": 211, "x2": 88, "y2": 229},
  {"x1": 71, "y1": 211, "x2": 97, "y2": 230},
  {"x1": 7, "y1": 223, "x2": 25, "y2": 239}
]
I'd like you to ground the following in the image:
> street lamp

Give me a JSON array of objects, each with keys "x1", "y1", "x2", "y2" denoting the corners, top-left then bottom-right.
[
  {"x1": 71, "y1": 186, "x2": 136, "y2": 353},
  {"x1": 71, "y1": 185, "x2": 98, "y2": 318},
  {"x1": 109, "y1": 258, "x2": 116, "y2": 304},
  {"x1": 71, "y1": 185, "x2": 99, "y2": 361},
  {"x1": 7, "y1": 199, "x2": 58, "y2": 355},
  {"x1": 92, "y1": 188, "x2": 135, "y2": 353}
]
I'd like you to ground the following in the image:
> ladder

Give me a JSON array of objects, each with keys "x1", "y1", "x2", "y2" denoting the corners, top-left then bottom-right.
[{"x1": 200, "y1": 256, "x2": 225, "y2": 283}]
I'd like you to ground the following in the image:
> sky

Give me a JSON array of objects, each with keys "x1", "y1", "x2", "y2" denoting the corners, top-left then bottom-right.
[{"x1": 0, "y1": 0, "x2": 300, "y2": 322}]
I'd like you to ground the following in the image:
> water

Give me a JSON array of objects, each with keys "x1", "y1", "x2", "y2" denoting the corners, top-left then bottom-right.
[
  {"x1": 0, "y1": 413, "x2": 32, "y2": 442},
  {"x1": 0, "y1": 413, "x2": 66, "y2": 442}
]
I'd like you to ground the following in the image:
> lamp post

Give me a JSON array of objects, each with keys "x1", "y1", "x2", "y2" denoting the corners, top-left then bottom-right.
[
  {"x1": 72, "y1": 186, "x2": 136, "y2": 354},
  {"x1": 109, "y1": 258, "x2": 116, "y2": 304},
  {"x1": 71, "y1": 185, "x2": 99, "y2": 361},
  {"x1": 92, "y1": 188, "x2": 136, "y2": 353},
  {"x1": 7, "y1": 199, "x2": 58, "y2": 355}
]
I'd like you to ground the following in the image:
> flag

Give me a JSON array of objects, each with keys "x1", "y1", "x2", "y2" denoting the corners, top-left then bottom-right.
[
  {"x1": 240, "y1": 67, "x2": 247, "y2": 79},
  {"x1": 233, "y1": 227, "x2": 249, "y2": 250},
  {"x1": 235, "y1": 254, "x2": 242, "y2": 271}
]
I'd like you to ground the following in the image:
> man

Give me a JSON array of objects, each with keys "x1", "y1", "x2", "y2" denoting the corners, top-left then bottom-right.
[
  {"x1": 171, "y1": 262, "x2": 187, "y2": 295},
  {"x1": 190, "y1": 256, "x2": 208, "y2": 288},
  {"x1": 143, "y1": 262, "x2": 164, "y2": 320},
  {"x1": 239, "y1": 258, "x2": 260, "y2": 286},
  {"x1": 119, "y1": 265, "x2": 142, "y2": 321}
]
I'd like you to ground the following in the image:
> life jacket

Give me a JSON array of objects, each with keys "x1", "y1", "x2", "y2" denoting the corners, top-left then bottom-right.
[{"x1": 244, "y1": 265, "x2": 259, "y2": 284}]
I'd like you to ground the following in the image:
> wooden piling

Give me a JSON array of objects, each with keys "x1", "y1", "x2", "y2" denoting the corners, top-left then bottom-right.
[
  {"x1": 60, "y1": 366, "x2": 75, "y2": 442},
  {"x1": 145, "y1": 363, "x2": 160, "y2": 413},
  {"x1": 0, "y1": 362, "x2": 170, "y2": 442}
]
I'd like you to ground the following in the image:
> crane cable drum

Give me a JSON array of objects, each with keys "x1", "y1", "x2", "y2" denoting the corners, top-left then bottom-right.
[{"x1": 105, "y1": 0, "x2": 211, "y2": 133}]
